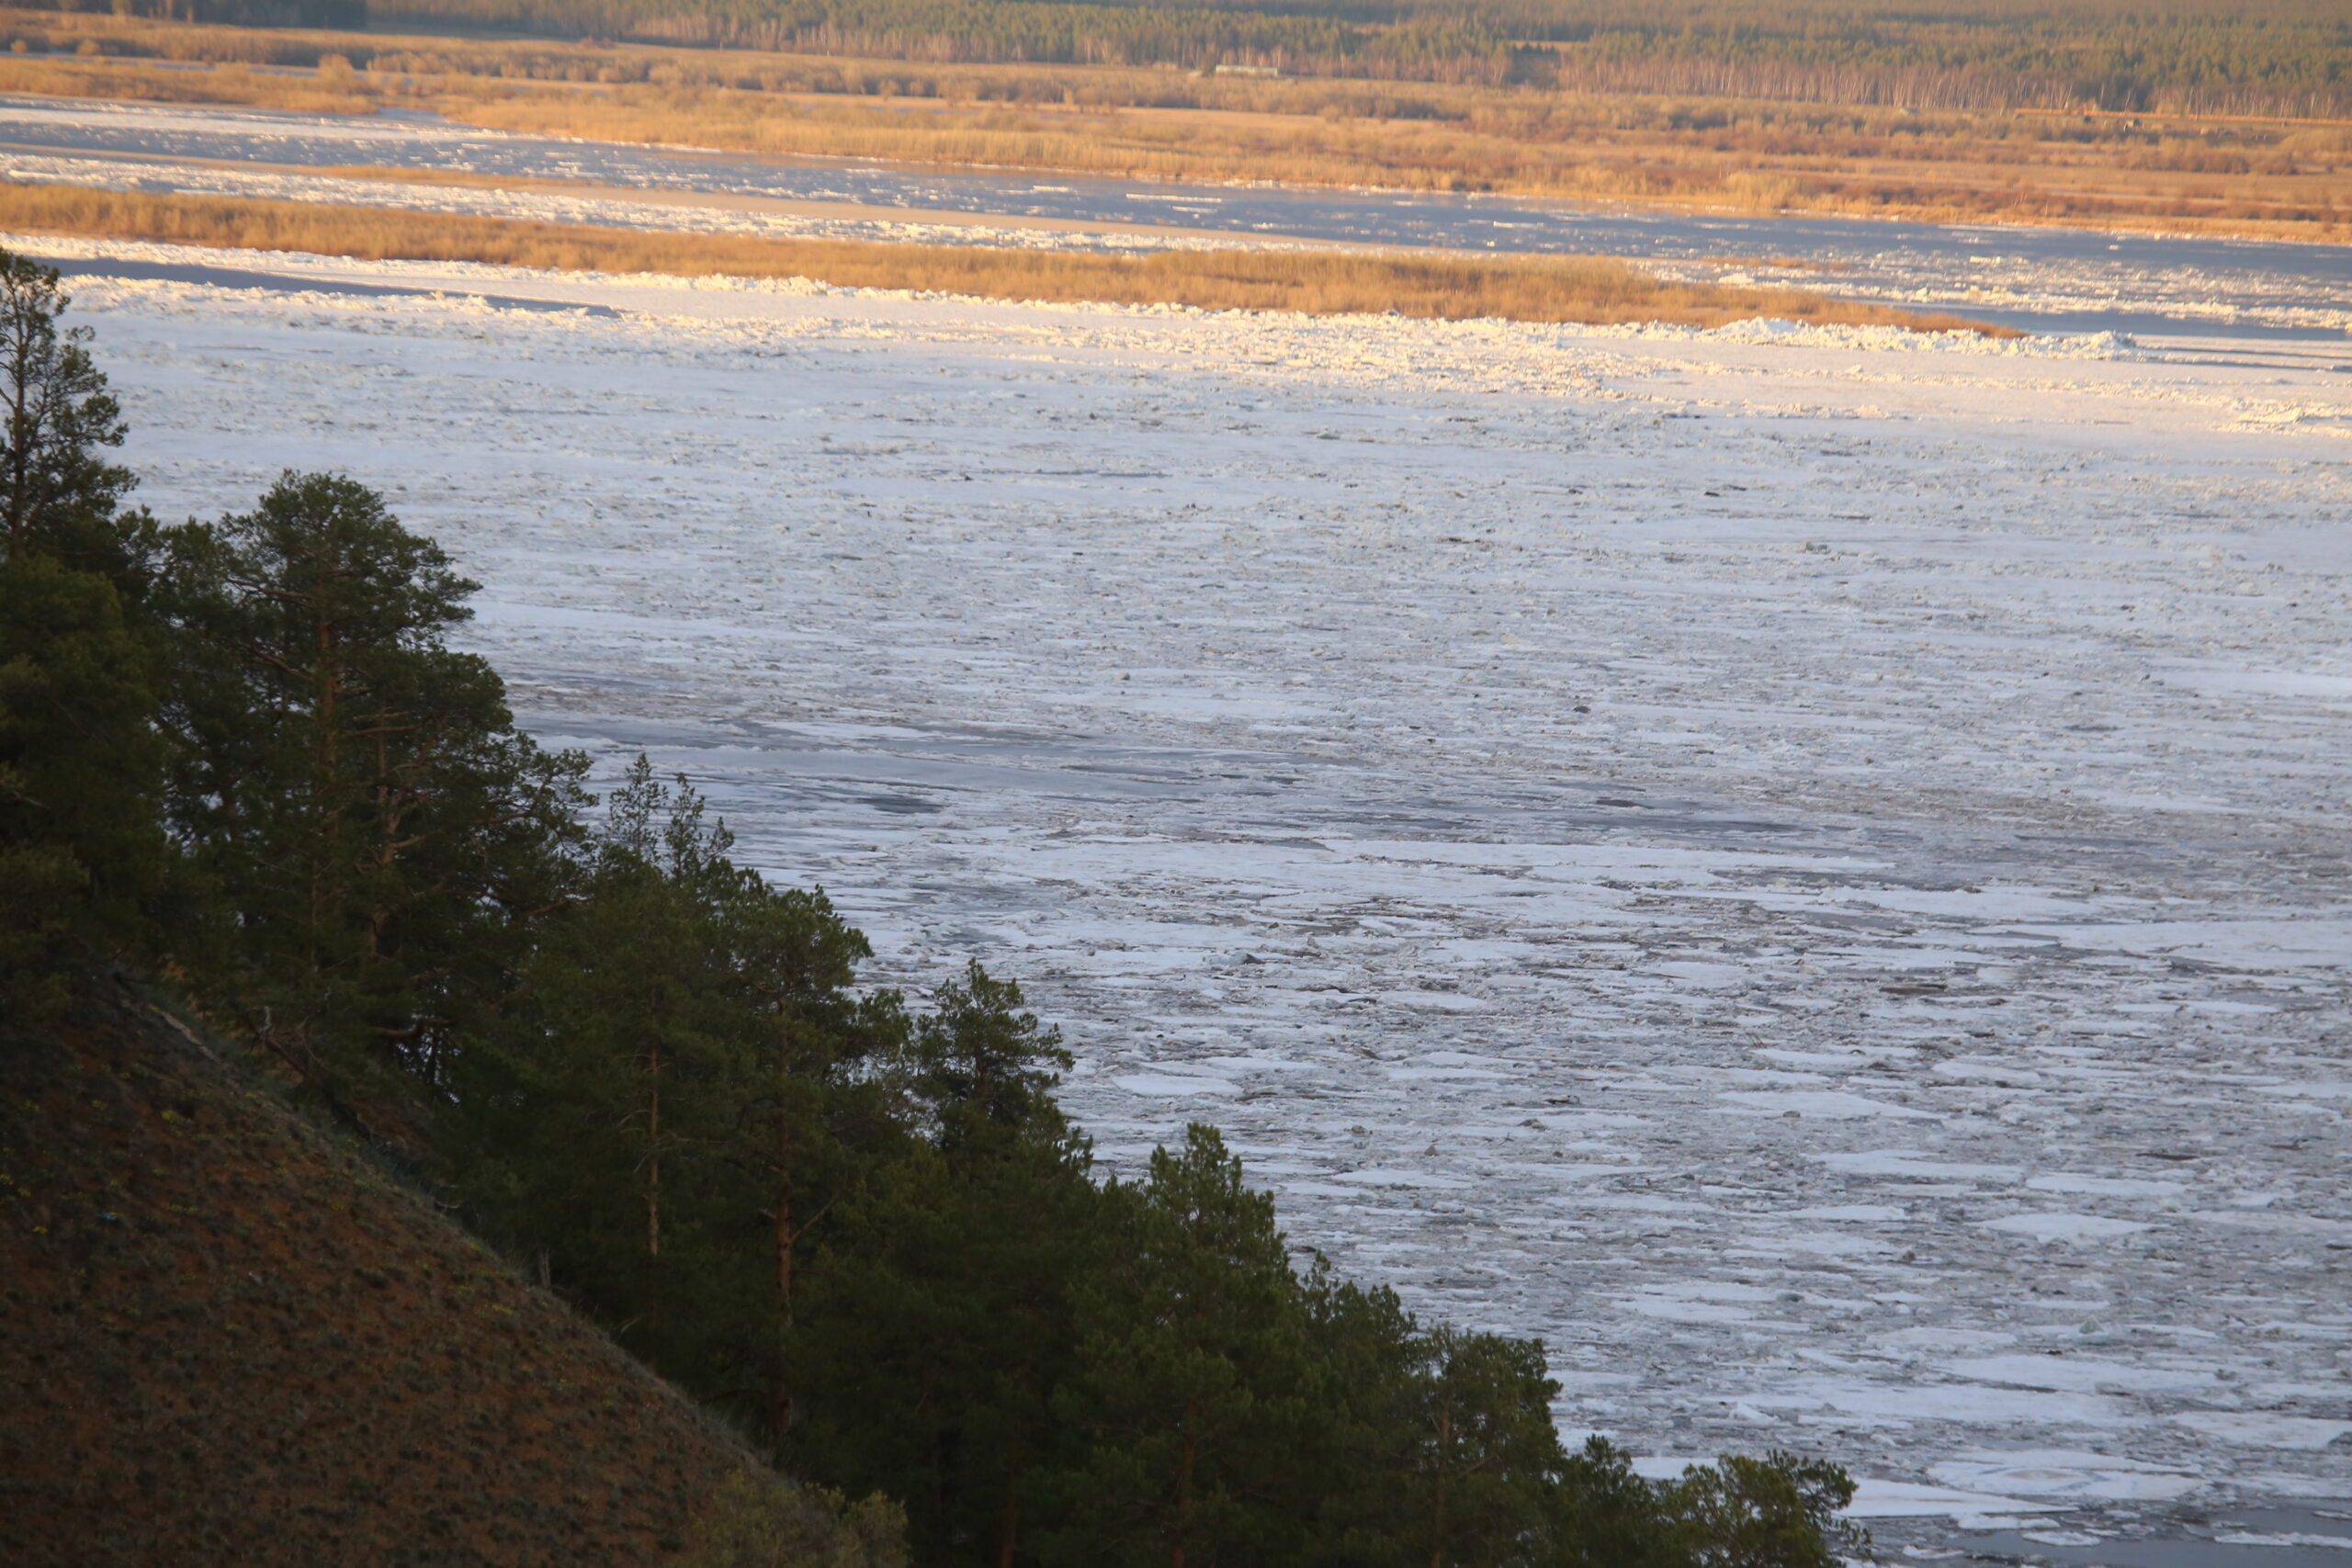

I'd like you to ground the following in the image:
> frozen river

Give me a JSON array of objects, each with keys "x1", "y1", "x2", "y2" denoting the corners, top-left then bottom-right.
[
  {"x1": 37, "y1": 240, "x2": 2352, "y2": 1559},
  {"x1": 4, "y1": 93, "x2": 2352, "y2": 344}
]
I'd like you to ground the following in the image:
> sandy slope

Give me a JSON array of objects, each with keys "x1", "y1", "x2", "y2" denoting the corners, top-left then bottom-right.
[{"x1": 42, "y1": 241, "x2": 2351, "y2": 1549}]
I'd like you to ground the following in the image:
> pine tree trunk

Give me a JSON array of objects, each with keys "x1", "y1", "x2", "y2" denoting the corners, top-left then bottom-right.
[
  {"x1": 1429, "y1": 1400, "x2": 1450, "y2": 1568},
  {"x1": 309, "y1": 595, "x2": 336, "y2": 978},
  {"x1": 1172, "y1": 1396, "x2": 1198, "y2": 1568},
  {"x1": 4, "y1": 302, "x2": 31, "y2": 556},
  {"x1": 1430, "y1": 1401, "x2": 1448, "y2": 1568},
  {"x1": 645, "y1": 1033, "x2": 662, "y2": 1334},
  {"x1": 770, "y1": 1087, "x2": 796, "y2": 1445},
  {"x1": 996, "y1": 1435, "x2": 1024, "y2": 1568}
]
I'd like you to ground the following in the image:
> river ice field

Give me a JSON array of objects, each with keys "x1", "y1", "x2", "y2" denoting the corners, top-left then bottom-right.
[{"x1": 41, "y1": 239, "x2": 2351, "y2": 1561}]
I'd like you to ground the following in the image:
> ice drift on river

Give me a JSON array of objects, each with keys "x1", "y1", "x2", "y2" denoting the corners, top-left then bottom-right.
[{"x1": 39, "y1": 238, "x2": 2349, "y2": 1544}]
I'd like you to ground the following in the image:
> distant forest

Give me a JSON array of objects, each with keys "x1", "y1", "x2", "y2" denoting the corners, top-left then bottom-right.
[{"x1": 31, "y1": 0, "x2": 2352, "y2": 114}]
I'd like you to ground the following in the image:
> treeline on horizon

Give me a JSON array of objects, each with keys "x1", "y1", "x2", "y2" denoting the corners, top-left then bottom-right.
[
  {"x1": 0, "y1": 249, "x2": 1872, "y2": 1567},
  {"x1": 28, "y1": 0, "x2": 2352, "y2": 113}
]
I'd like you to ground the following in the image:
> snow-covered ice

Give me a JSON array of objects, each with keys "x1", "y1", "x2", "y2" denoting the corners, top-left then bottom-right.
[{"x1": 40, "y1": 238, "x2": 2348, "y2": 1545}]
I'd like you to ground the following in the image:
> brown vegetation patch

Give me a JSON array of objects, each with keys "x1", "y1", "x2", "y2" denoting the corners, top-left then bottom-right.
[
  {"x1": 0, "y1": 980, "x2": 763, "y2": 1568},
  {"x1": 0, "y1": 180, "x2": 2002, "y2": 330},
  {"x1": 0, "y1": 51, "x2": 375, "y2": 115}
]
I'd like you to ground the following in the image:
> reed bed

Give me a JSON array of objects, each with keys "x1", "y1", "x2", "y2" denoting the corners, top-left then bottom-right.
[
  {"x1": 0, "y1": 55, "x2": 374, "y2": 115},
  {"x1": 0, "y1": 181, "x2": 2007, "y2": 332}
]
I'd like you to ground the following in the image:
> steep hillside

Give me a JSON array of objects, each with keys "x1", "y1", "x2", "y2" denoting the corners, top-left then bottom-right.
[{"x1": 0, "y1": 978, "x2": 760, "y2": 1568}]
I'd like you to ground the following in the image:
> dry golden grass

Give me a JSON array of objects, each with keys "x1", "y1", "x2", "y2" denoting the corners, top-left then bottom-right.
[
  {"x1": 0, "y1": 54, "x2": 374, "y2": 116},
  {"x1": 0, "y1": 180, "x2": 2006, "y2": 331},
  {"x1": 0, "y1": 8, "x2": 2345, "y2": 243}
]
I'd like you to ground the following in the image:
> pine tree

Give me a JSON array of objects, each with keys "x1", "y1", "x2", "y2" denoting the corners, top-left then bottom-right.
[
  {"x1": 0, "y1": 247, "x2": 167, "y2": 1014},
  {"x1": 718, "y1": 866, "x2": 908, "y2": 1449},
  {"x1": 163, "y1": 471, "x2": 585, "y2": 1130},
  {"x1": 0, "y1": 557, "x2": 164, "y2": 1015},
  {"x1": 448, "y1": 760, "x2": 739, "y2": 1358},
  {"x1": 1654, "y1": 1451, "x2": 1867, "y2": 1568},
  {"x1": 915, "y1": 960, "x2": 1073, "y2": 1147},
  {"x1": 1293, "y1": 1268, "x2": 1422, "y2": 1568},
  {"x1": 1400, "y1": 1326, "x2": 1564, "y2": 1568},
  {"x1": 1544, "y1": 1438, "x2": 1695, "y2": 1568},
  {"x1": 1039, "y1": 1124, "x2": 1323, "y2": 1568},
  {"x1": 792, "y1": 964, "x2": 1094, "y2": 1568},
  {"x1": 0, "y1": 251, "x2": 147, "y2": 588}
]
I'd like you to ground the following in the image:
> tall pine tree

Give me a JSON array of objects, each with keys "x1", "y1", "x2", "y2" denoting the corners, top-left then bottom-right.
[
  {"x1": 1040, "y1": 1124, "x2": 1326, "y2": 1568},
  {"x1": 719, "y1": 868, "x2": 909, "y2": 1448},
  {"x1": 0, "y1": 249, "x2": 166, "y2": 1015},
  {"x1": 1399, "y1": 1326, "x2": 1565, "y2": 1568},
  {"x1": 792, "y1": 964, "x2": 1096, "y2": 1568},
  {"x1": 448, "y1": 760, "x2": 741, "y2": 1360},
  {"x1": 0, "y1": 251, "x2": 148, "y2": 586},
  {"x1": 164, "y1": 472, "x2": 584, "y2": 1133}
]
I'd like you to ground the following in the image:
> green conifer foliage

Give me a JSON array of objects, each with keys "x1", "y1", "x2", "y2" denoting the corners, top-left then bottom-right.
[
  {"x1": 0, "y1": 556, "x2": 164, "y2": 1014},
  {"x1": 718, "y1": 861, "x2": 910, "y2": 1447},
  {"x1": 0, "y1": 248, "x2": 167, "y2": 1014},
  {"x1": 1548, "y1": 1438, "x2": 1703, "y2": 1568},
  {"x1": 1402, "y1": 1326, "x2": 1566, "y2": 1568},
  {"x1": 915, "y1": 959, "x2": 1073, "y2": 1147},
  {"x1": 449, "y1": 760, "x2": 743, "y2": 1358},
  {"x1": 1040, "y1": 1123, "x2": 1325, "y2": 1568},
  {"x1": 790, "y1": 964, "x2": 1095, "y2": 1568},
  {"x1": 162, "y1": 471, "x2": 586, "y2": 1128},
  {"x1": 0, "y1": 253, "x2": 146, "y2": 587},
  {"x1": 1656, "y1": 1451, "x2": 1869, "y2": 1568},
  {"x1": 1290, "y1": 1269, "x2": 1423, "y2": 1568}
]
